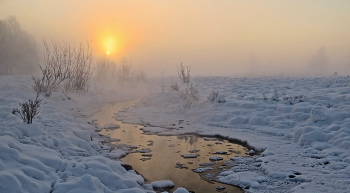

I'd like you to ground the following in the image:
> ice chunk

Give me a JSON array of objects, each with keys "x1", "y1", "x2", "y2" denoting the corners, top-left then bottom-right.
[
  {"x1": 151, "y1": 180, "x2": 175, "y2": 190},
  {"x1": 138, "y1": 148, "x2": 152, "y2": 153},
  {"x1": 193, "y1": 167, "x2": 213, "y2": 173},
  {"x1": 103, "y1": 123, "x2": 120, "y2": 129},
  {"x1": 174, "y1": 187, "x2": 190, "y2": 193},
  {"x1": 107, "y1": 149, "x2": 127, "y2": 159},
  {"x1": 209, "y1": 156, "x2": 223, "y2": 161},
  {"x1": 181, "y1": 154, "x2": 198, "y2": 158},
  {"x1": 214, "y1": 151, "x2": 227, "y2": 154}
]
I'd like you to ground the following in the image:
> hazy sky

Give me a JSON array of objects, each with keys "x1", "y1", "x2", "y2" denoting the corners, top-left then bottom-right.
[{"x1": 1, "y1": 0, "x2": 350, "y2": 76}]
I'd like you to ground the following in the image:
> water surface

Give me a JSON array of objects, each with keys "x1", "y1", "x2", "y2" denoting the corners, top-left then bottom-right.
[{"x1": 93, "y1": 100, "x2": 247, "y2": 193}]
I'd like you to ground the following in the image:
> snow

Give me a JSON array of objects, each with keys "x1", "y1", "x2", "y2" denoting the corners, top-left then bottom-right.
[
  {"x1": 4, "y1": 75, "x2": 350, "y2": 192},
  {"x1": 116, "y1": 76, "x2": 350, "y2": 192},
  {"x1": 0, "y1": 76, "x2": 154, "y2": 193},
  {"x1": 209, "y1": 156, "x2": 224, "y2": 161},
  {"x1": 193, "y1": 167, "x2": 213, "y2": 173},
  {"x1": 181, "y1": 154, "x2": 198, "y2": 158},
  {"x1": 140, "y1": 126, "x2": 167, "y2": 134},
  {"x1": 104, "y1": 123, "x2": 120, "y2": 130},
  {"x1": 173, "y1": 187, "x2": 190, "y2": 193},
  {"x1": 151, "y1": 180, "x2": 175, "y2": 190}
]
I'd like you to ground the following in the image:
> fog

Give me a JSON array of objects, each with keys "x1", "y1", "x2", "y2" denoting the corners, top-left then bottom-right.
[{"x1": 1, "y1": 0, "x2": 350, "y2": 77}]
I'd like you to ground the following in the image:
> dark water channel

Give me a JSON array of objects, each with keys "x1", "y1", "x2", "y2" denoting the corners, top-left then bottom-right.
[{"x1": 93, "y1": 100, "x2": 248, "y2": 193}]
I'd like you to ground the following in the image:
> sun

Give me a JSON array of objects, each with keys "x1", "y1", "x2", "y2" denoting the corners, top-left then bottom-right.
[{"x1": 106, "y1": 51, "x2": 111, "y2": 55}]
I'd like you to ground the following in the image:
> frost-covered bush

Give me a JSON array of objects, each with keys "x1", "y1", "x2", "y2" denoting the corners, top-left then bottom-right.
[
  {"x1": 12, "y1": 94, "x2": 42, "y2": 124},
  {"x1": 177, "y1": 62, "x2": 191, "y2": 84}
]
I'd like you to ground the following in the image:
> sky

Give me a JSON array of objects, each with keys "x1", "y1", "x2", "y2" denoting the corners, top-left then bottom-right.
[{"x1": 1, "y1": 0, "x2": 350, "y2": 76}]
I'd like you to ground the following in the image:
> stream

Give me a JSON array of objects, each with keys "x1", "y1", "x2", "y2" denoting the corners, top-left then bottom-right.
[{"x1": 92, "y1": 99, "x2": 249, "y2": 193}]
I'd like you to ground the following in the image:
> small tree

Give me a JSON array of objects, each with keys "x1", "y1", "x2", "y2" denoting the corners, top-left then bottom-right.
[
  {"x1": 12, "y1": 94, "x2": 42, "y2": 124},
  {"x1": 177, "y1": 62, "x2": 191, "y2": 84}
]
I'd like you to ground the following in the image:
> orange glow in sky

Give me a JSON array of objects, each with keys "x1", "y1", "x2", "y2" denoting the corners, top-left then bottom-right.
[{"x1": 1, "y1": 0, "x2": 350, "y2": 76}]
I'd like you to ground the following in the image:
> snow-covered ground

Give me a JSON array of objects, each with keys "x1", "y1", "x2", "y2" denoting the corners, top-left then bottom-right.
[
  {"x1": 0, "y1": 76, "x2": 158, "y2": 193},
  {"x1": 2, "y1": 75, "x2": 350, "y2": 193},
  {"x1": 117, "y1": 76, "x2": 350, "y2": 193}
]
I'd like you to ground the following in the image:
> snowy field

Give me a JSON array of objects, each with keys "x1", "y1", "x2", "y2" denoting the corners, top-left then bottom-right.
[
  {"x1": 118, "y1": 76, "x2": 350, "y2": 193},
  {"x1": 2, "y1": 75, "x2": 350, "y2": 193}
]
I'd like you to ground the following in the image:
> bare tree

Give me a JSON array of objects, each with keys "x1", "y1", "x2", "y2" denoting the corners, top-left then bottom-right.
[{"x1": 177, "y1": 62, "x2": 191, "y2": 84}]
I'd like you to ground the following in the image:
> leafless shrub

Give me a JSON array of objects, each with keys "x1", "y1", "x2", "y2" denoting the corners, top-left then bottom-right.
[
  {"x1": 117, "y1": 57, "x2": 133, "y2": 82},
  {"x1": 326, "y1": 102, "x2": 333, "y2": 108},
  {"x1": 94, "y1": 56, "x2": 147, "y2": 83},
  {"x1": 177, "y1": 62, "x2": 191, "y2": 84},
  {"x1": 63, "y1": 41, "x2": 93, "y2": 93},
  {"x1": 179, "y1": 84, "x2": 200, "y2": 101},
  {"x1": 170, "y1": 83, "x2": 179, "y2": 91},
  {"x1": 95, "y1": 57, "x2": 117, "y2": 82},
  {"x1": 161, "y1": 71, "x2": 165, "y2": 91},
  {"x1": 32, "y1": 39, "x2": 93, "y2": 96},
  {"x1": 208, "y1": 90, "x2": 219, "y2": 102},
  {"x1": 262, "y1": 92, "x2": 267, "y2": 100},
  {"x1": 272, "y1": 89, "x2": 279, "y2": 101},
  {"x1": 135, "y1": 69, "x2": 147, "y2": 82},
  {"x1": 12, "y1": 94, "x2": 42, "y2": 124}
]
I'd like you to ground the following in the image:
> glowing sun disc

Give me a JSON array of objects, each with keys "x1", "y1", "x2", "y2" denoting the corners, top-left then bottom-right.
[{"x1": 106, "y1": 51, "x2": 111, "y2": 55}]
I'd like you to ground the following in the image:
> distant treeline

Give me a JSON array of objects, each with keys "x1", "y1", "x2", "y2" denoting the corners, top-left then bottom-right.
[{"x1": 0, "y1": 16, "x2": 39, "y2": 75}]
